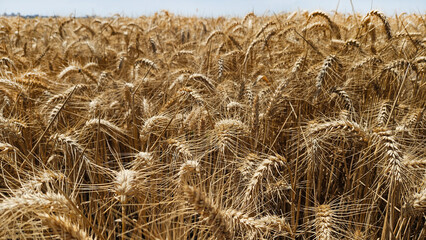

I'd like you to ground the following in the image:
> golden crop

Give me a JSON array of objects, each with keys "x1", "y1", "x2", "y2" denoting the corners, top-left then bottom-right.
[{"x1": 0, "y1": 10, "x2": 425, "y2": 239}]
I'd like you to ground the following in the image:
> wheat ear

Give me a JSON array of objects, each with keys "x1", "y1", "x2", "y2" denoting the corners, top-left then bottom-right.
[{"x1": 39, "y1": 213, "x2": 94, "y2": 240}]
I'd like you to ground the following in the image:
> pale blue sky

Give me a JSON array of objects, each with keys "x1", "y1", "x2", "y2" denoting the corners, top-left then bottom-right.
[{"x1": 1, "y1": 0, "x2": 425, "y2": 17}]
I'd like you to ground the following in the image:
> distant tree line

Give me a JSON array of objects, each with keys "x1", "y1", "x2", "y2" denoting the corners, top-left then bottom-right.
[{"x1": 2, "y1": 12, "x2": 95, "y2": 18}]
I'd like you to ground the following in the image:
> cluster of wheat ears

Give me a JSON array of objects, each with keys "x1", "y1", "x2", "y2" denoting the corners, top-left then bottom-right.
[{"x1": 0, "y1": 9, "x2": 425, "y2": 239}]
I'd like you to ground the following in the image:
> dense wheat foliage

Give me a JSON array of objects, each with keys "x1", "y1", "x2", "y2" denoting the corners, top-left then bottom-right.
[{"x1": 0, "y1": 10, "x2": 425, "y2": 239}]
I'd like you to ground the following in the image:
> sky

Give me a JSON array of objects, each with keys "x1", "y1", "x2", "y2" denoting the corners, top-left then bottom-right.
[{"x1": 1, "y1": 0, "x2": 425, "y2": 17}]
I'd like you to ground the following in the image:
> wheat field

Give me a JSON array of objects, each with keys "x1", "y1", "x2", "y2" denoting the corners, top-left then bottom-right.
[{"x1": 0, "y1": 10, "x2": 425, "y2": 239}]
